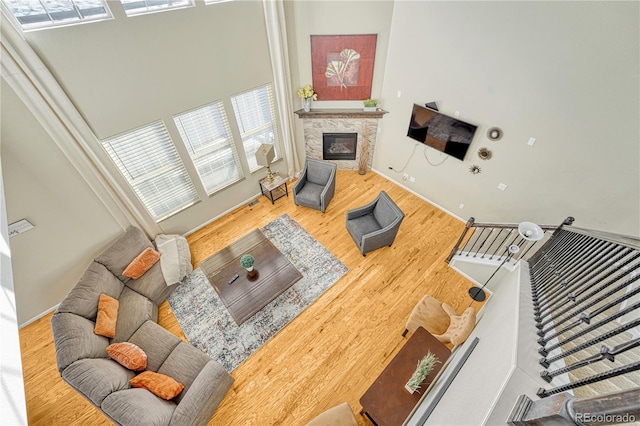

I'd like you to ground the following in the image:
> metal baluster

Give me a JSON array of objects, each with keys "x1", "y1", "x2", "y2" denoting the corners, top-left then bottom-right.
[
  {"x1": 540, "y1": 338, "x2": 640, "y2": 383},
  {"x1": 539, "y1": 318, "x2": 640, "y2": 368},
  {"x1": 535, "y1": 243, "x2": 625, "y2": 322},
  {"x1": 536, "y1": 249, "x2": 640, "y2": 333},
  {"x1": 537, "y1": 361, "x2": 640, "y2": 398},
  {"x1": 537, "y1": 274, "x2": 640, "y2": 346},
  {"x1": 538, "y1": 300, "x2": 640, "y2": 357}
]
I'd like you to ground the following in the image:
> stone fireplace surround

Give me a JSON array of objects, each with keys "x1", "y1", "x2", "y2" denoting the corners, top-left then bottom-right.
[{"x1": 295, "y1": 108, "x2": 388, "y2": 171}]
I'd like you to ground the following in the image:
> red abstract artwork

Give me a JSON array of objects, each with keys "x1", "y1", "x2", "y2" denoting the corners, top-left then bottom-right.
[{"x1": 310, "y1": 34, "x2": 377, "y2": 101}]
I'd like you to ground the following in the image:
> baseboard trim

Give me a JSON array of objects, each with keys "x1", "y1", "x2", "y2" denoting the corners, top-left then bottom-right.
[
  {"x1": 371, "y1": 168, "x2": 467, "y2": 223},
  {"x1": 183, "y1": 190, "x2": 267, "y2": 237},
  {"x1": 20, "y1": 303, "x2": 59, "y2": 329}
]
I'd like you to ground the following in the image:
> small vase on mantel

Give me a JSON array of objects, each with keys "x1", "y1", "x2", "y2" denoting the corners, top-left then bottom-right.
[{"x1": 302, "y1": 97, "x2": 312, "y2": 112}]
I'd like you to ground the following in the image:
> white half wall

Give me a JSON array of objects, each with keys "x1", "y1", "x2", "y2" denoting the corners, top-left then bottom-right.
[
  {"x1": 413, "y1": 262, "x2": 551, "y2": 425},
  {"x1": 0, "y1": 151, "x2": 27, "y2": 424}
]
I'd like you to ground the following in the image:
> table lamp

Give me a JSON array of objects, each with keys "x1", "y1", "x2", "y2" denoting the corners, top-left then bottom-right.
[{"x1": 255, "y1": 144, "x2": 275, "y2": 182}]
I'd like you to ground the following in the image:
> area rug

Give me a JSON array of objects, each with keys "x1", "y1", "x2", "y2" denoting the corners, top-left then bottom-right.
[{"x1": 167, "y1": 214, "x2": 348, "y2": 372}]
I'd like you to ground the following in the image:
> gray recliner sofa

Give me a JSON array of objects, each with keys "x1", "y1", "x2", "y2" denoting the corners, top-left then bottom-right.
[
  {"x1": 346, "y1": 190, "x2": 405, "y2": 256},
  {"x1": 51, "y1": 226, "x2": 233, "y2": 425},
  {"x1": 293, "y1": 158, "x2": 337, "y2": 213}
]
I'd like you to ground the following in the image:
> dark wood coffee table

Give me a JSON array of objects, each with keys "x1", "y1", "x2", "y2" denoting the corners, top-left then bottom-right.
[
  {"x1": 359, "y1": 327, "x2": 451, "y2": 426},
  {"x1": 200, "y1": 229, "x2": 302, "y2": 325}
]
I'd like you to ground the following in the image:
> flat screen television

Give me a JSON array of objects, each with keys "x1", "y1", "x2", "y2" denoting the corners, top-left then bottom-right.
[{"x1": 407, "y1": 103, "x2": 477, "y2": 161}]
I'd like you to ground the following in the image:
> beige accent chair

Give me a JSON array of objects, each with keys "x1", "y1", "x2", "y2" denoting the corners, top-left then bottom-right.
[
  {"x1": 403, "y1": 295, "x2": 476, "y2": 346},
  {"x1": 306, "y1": 402, "x2": 358, "y2": 426}
]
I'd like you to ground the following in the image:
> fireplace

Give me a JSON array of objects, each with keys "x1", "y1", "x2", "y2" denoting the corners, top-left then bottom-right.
[{"x1": 323, "y1": 133, "x2": 357, "y2": 161}]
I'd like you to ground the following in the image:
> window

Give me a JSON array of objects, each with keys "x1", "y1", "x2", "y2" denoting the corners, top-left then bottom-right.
[
  {"x1": 3, "y1": 0, "x2": 112, "y2": 31},
  {"x1": 101, "y1": 121, "x2": 199, "y2": 221},
  {"x1": 174, "y1": 102, "x2": 244, "y2": 195},
  {"x1": 230, "y1": 84, "x2": 280, "y2": 172},
  {"x1": 120, "y1": 0, "x2": 193, "y2": 16},
  {"x1": 204, "y1": 0, "x2": 233, "y2": 4}
]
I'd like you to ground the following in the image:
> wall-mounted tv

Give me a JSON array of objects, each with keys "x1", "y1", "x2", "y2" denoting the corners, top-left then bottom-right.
[{"x1": 407, "y1": 103, "x2": 477, "y2": 161}]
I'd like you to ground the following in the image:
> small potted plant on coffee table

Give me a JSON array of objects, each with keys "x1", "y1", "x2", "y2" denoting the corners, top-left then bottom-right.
[{"x1": 240, "y1": 254, "x2": 257, "y2": 279}]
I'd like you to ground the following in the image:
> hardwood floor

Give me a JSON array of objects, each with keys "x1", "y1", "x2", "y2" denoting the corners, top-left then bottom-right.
[{"x1": 19, "y1": 170, "x2": 482, "y2": 425}]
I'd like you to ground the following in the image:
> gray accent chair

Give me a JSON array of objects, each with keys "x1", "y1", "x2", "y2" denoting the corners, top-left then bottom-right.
[
  {"x1": 346, "y1": 191, "x2": 405, "y2": 256},
  {"x1": 293, "y1": 158, "x2": 337, "y2": 213},
  {"x1": 51, "y1": 226, "x2": 233, "y2": 426}
]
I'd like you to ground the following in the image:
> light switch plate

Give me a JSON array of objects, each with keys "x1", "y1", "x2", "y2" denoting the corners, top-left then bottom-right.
[
  {"x1": 8, "y1": 219, "x2": 34, "y2": 238},
  {"x1": 528, "y1": 137, "x2": 536, "y2": 146},
  {"x1": 498, "y1": 183, "x2": 507, "y2": 191}
]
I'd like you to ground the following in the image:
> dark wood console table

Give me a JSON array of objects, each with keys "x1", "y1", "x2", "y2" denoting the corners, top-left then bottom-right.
[{"x1": 359, "y1": 327, "x2": 451, "y2": 426}]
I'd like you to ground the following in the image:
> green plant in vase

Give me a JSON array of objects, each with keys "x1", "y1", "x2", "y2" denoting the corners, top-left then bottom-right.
[
  {"x1": 362, "y1": 98, "x2": 378, "y2": 111},
  {"x1": 405, "y1": 351, "x2": 440, "y2": 394},
  {"x1": 240, "y1": 254, "x2": 255, "y2": 271}
]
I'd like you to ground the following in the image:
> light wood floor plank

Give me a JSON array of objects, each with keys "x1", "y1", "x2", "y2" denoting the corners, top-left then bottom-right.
[{"x1": 19, "y1": 171, "x2": 483, "y2": 425}]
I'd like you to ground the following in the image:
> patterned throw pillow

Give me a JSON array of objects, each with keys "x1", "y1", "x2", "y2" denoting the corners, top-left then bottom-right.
[
  {"x1": 130, "y1": 371, "x2": 184, "y2": 400},
  {"x1": 106, "y1": 342, "x2": 147, "y2": 371}
]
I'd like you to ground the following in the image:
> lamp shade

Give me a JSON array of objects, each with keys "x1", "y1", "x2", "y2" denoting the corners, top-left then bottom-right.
[
  {"x1": 518, "y1": 221, "x2": 544, "y2": 241},
  {"x1": 255, "y1": 144, "x2": 275, "y2": 167}
]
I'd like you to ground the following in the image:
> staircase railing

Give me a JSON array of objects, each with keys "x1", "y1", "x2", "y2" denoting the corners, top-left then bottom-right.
[
  {"x1": 529, "y1": 224, "x2": 640, "y2": 400},
  {"x1": 446, "y1": 217, "x2": 562, "y2": 264},
  {"x1": 449, "y1": 217, "x2": 640, "y2": 423}
]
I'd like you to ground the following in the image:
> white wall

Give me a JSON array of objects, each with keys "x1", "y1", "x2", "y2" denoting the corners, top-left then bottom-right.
[
  {"x1": 285, "y1": 0, "x2": 395, "y2": 163},
  {"x1": 0, "y1": 154, "x2": 27, "y2": 424},
  {"x1": 1, "y1": 80, "x2": 124, "y2": 324},
  {"x1": 376, "y1": 1, "x2": 640, "y2": 236},
  {"x1": 20, "y1": 1, "x2": 282, "y2": 235}
]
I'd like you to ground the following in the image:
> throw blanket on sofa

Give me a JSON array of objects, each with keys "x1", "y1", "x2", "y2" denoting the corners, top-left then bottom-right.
[{"x1": 154, "y1": 234, "x2": 192, "y2": 286}]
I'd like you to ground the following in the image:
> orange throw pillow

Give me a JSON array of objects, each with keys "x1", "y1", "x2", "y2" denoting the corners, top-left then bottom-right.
[
  {"x1": 122, "y1": 247, "x2": 161, "y2": 279},
  {"x1": 130, "y1": 371, "x2": 184, "y2": 400},
  {"x1": 94, "y1": 293, "x2": 119, "y2": 338},
  {"x1": 107, "y1": 342, "x2": 147, "y2": 371}
]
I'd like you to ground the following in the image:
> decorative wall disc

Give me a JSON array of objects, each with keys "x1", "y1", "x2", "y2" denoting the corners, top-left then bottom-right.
[
  {"x1": 487, "y1": 127, "x2": 503, "y2": 141},
  {"x1": 478, "y1": 147, "x2": 493, "y2": 160}
]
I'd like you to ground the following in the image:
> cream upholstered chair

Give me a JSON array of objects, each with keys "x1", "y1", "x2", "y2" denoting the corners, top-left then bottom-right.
[
  {"x1": 306, "y1": 402, "x2": 358, "y2": 426},
  {"x1": 403, "y1": 295, "x2": 476, "y2": 346}
]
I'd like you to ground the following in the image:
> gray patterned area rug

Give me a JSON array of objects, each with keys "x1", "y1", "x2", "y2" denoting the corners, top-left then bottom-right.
[{"x1": 167, "y1": 214, "x2": 348, "y2": 372}]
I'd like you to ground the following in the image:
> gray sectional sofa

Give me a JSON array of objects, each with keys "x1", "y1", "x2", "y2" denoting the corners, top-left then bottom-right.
[{"x1": 51, "y1": 226, "x2": 233, "y2": 425}]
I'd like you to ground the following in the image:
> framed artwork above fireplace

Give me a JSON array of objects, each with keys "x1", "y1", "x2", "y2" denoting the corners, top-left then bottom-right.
[{"x1": 310, "y1": 34, "x2": 377, "y2": 101}]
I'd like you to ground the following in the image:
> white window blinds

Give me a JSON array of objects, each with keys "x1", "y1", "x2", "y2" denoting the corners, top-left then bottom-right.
[
  {"x1": 174, "y1": 101, "x2": 244, "y2": 195},
  {"x1": 3, "y1": 0, "x2": 112, "y2": 31},
  {"x1": 101, "y1": 120, "x2": 199, "y2": 221},
  {"x1": 119, "y1": 0, "x2": 193, "y2": 16},
  {"x1": 230, "y1": 84, "x2": 280, "y2": 172}
]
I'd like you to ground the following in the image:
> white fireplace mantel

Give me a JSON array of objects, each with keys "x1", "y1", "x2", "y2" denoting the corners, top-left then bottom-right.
[{"x1": 294, "y1": 108, "x2": 388, "y2": 171}]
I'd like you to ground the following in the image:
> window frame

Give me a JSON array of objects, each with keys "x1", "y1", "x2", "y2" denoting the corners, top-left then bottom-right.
[
  {"x1": 173, "y1": 101, "x2": 245, "y2": 196},
  {"x1": 230, "y1": 83, "x2": 281, "y2": 174},
  {"x1": 1, "y1": 0, "x2": 113, "y2": 32},
  {"x1": 119, "y1": 0, "x2": 194, "y2": 17},
  {"x1": 101, "y1": 120, "x2": 200, "y2": 222}
]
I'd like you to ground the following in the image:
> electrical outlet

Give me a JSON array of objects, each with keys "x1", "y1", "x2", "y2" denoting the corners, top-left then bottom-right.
[
  {"x1": 459, "y1": 204, "x2": 465, "y2": 209},
  {"x1": 498, "y1": 183, "x2": 507, "y2": 191},
  {"x1": 409, "y1": 176, "x2": 415, "y2": 183},
  {"x1": 528, "y1": 137, "x2": 536, "y2": 146},
  {"x1": 402, "y1": 173, "x2": 409, "y2": 181},
  {"x1": 397, "y1": 90, "x2": 402, "y2": 98},
  {"x1": 454, "y1": 111, "x2": 460, "y2": 118}
]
